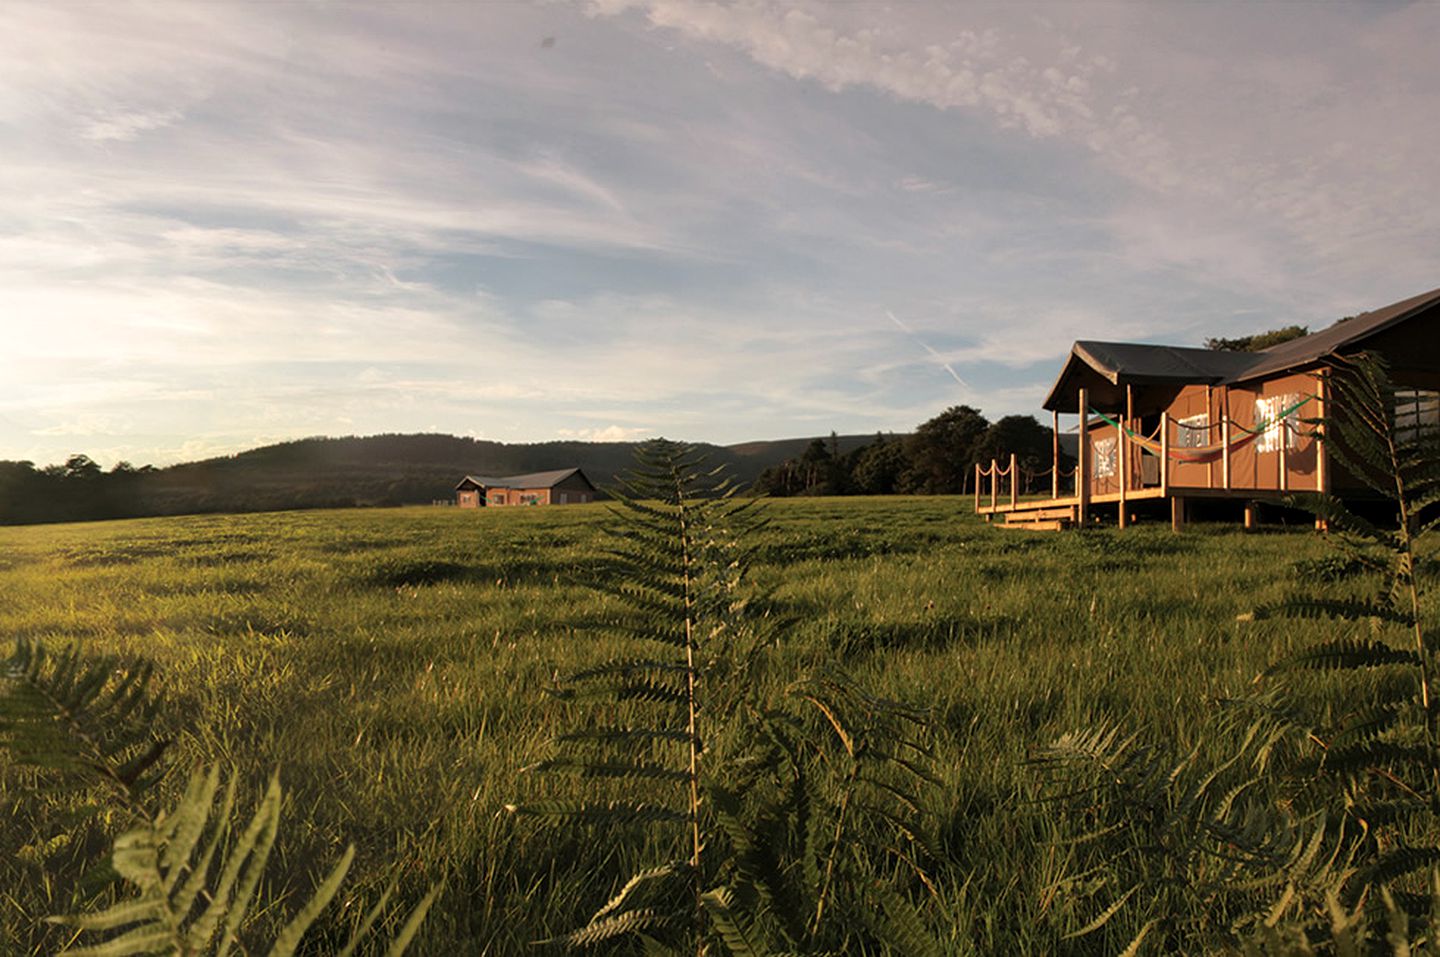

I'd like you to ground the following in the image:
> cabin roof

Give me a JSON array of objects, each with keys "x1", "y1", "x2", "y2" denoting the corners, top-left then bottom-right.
[
  {"x1": 454, "y1": 468, "x2": 595, "y2": 491},
  {"x1": 1042, "y1": 343, "x2": 1253, "y2": 412},
  {"x1": 1233, "y1": 286, "x2": 1440, "y2": 383},
  {"x1": 1042, "y1": 286, "x2": 1440, "y2": 412}
]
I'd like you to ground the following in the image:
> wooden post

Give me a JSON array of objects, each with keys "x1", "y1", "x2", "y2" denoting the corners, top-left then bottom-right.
[
  {"x1": 1052, "y1": 409, "x2": 1060, "y2": 501},
  {"x1": 1009, "y1": 453, "x2": 1018, "y2": 509},
  {"x1": 1171, "y1": 496, "x2": 1185, "y2": 532},
  {"x1": 1118, "y1": 416, "x2": 1129, "y2": 529},
  {"x1": 1077, "y1": 388, "x2": 1090, "y2": 526},
  {"x1": 990, "y1": 458, "x2": 998, "y2": 511},
  {"x1": 1160, "y1": 411, "x2": 1170, "y2": 497},
  {"x1": 1315, "y1": 371, "x2": 1328, "y2": 494},
  {"x1": 1244, "y1": 501, "x2": 1258, "y2": 531},
  {"x1": 1205, "y1": 385, "x2": 1214, "y2": 489},
  {"x1": 1221, "y1": 386, "x2": 1232, "y2": 490},
  {"x1": 974, "y1": 464, "x2": 980, "y2": 513},
  {"x1": 1279, "y1": 419, "x2": 1289, "y2": 492},
  {"x1": 1125, "y1": 383, "x2": 1135, "y2": 492}
]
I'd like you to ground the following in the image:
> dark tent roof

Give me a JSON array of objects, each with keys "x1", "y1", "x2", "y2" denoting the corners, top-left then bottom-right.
[
  {"x1": 1233, "y1": 286, "x2": 1440, "y2": 383},
  {"x1": 454, "y1": 468, "x2": 595, "y2": 491},
  {"x1": 1042, "y1": 286, "x2": 1440, "y2": 412},
  {"x1": 1042, "y1": 342, "x2": 1254, "y2": 412}
]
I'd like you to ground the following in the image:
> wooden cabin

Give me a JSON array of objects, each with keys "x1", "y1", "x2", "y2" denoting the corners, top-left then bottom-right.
[
  {"x1": 455, "y1": 468, "x2": 597, "y2": 508},
  {"x1": 978, "y1": 287, "x2": 1440, "y2": 530}
]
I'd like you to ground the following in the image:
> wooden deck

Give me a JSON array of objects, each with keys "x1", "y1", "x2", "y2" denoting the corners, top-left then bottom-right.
[{"x1": 978, "y1": 485, "x2": 1315, "y2": 531}]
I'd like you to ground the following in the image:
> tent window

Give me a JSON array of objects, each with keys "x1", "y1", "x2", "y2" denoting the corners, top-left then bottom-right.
[
  {"x1": 1176, "y1": 413, "x2": 1209, "y2": 450},
  {"x1": 1093, "y1": 437, "x2": 1116, "y2": 478},
  {"x1": 1396, "y1": 389, "x2": 1440, "y2": 444},
  {"x1": 1255, "y1": 394, "x2": 1303, "y2": 453}
]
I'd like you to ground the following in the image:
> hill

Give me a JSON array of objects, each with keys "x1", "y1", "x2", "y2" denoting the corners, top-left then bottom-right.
[{"x1": 0, "y1": 432, "x2": 891, "y2": 523}]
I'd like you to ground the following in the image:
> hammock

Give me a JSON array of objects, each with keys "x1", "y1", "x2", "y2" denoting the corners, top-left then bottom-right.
[{"x1": 1087, "y1": 395, "x2": 1314, "y2": 465}]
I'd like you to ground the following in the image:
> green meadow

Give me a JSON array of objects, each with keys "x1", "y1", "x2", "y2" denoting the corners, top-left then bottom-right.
[{"x1": 0, "y1": 499, "x2": 1344, "y2": 954}]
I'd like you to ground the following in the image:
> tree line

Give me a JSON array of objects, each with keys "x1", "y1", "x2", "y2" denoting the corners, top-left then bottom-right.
[
  {"x1": 754, "y1": 406, "x2": 1069, "y2": 497},
  {"x1": 1, "y1": 415, "x2": 1070, "y2": 525}
]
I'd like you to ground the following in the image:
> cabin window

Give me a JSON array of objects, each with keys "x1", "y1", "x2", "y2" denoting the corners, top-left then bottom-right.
[
  {"x1": 1395, "y1": 389, "x2": 1440, "y2": 444},
  {"x1": 1093, "y1": 437, "x2": 1116, "y2": 478},
  {"x1": 1255, "y1": 394, "x2": 1304, "y2": 453},
  {"x1": 559, "y1": 492, "x2": 568, "y2": 504},
  {"x1": 520, "y1": 493, "x2": 540, "y2": 505},
  {"x1": 1176, "y1": 413, "x2": 1209, "y2": 449}
]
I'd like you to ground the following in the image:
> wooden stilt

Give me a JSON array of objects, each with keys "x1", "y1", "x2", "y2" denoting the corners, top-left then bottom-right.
[
  {"x1": 1171, "y1": 496, "x2": 1186, "y2": 532},
  {"x1": 1160, "y1": 412, "x2": 1170, "y2": 498},
  {"x1": 1118, "y1": 392, "x2": 1129, "y2": 529},
  {"x1": 1222, "y1": 386, "x2": 1232, "y2": 490},
  {"x1": 1315, "y1": 370, "x2": 1328, "y2": 494},
  {"x1": 1244, "y1": 501, "x2": 1258, "y2": 531},
  {"x1": 1205, "y1": 385, "x2": 1214, "y2": 489},
  {"x1": 1051, "y1": 409, "x2": 1060, "y2": 501},
  {"x1": 1077, "y1": 389, "x2": 1090, "y2": 526},
  {"x1": 1279, "y1": 426, "x2": 1289, "y2": 492}
]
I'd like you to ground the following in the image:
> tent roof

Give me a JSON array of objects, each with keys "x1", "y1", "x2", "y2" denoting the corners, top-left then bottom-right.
[
  {"x1": 1042, "y1": 286, "x2": 1440, "y2": 412},
  {"x1": 1042, "y1": 342, "x2": 1254, "y2": 412}
]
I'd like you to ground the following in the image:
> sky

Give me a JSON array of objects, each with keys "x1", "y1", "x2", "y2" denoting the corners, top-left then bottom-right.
[{"x1": 3, "y1": 1, "x2": 1439, "y2": 468}]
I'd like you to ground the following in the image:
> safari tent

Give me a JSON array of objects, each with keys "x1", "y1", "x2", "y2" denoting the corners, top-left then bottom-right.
[{"x1": 977, "y1": 287, "x2": 1440, "y2": 530}]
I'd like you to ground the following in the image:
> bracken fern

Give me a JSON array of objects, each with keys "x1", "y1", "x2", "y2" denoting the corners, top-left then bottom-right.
[{"x1": 511, "y1": 440, "x2": 943, "y2": 956}]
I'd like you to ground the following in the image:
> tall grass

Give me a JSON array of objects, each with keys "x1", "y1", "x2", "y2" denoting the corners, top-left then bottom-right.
[{"x1": 1, "y1": 500, "x2": 1335, "y2": 953}]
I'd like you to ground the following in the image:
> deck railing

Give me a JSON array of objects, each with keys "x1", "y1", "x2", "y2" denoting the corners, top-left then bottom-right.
[{"x1": 975, "y1": 377, "x2": 1328, "y2": 527}]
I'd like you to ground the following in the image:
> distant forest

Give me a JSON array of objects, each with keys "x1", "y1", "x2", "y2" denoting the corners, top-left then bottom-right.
[
  {"x1": 754, "y1": 407, "x2": 1068, "y2": 497},
  {"x1": 0, "y1": 409, "x2": 1062, "y2": 525}
]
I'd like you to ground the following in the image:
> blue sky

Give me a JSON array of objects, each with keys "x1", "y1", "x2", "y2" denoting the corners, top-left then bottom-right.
[{"x1": 2, "y1": 1, "x2": 1438, "y2": 467}]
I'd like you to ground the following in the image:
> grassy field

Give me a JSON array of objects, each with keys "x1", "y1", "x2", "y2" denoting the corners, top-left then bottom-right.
[{"x1": 0, "y1": 498, "x2": 1349, "y2": 954}]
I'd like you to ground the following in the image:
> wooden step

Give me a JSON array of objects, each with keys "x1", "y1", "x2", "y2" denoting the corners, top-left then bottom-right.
[
  {"x1": 996, "y1": 519, "x2": 1066, "y2": 531},
  {"x1": 1004, "y1": 505, "x2": 1076, "y2": 522},
  {"x1": 1004, "y1": 505, "x2": 1075, "y2": 522}
]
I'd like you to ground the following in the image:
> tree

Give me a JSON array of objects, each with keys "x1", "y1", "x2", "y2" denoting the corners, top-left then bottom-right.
[
  {"x1": 62, "y1": 454, "x2": 102, "y2": 481},
  {"x1": 851, "y1": 435, "x2": 910, "y2": 495},
  {"x1": 901, "y1": 405, "x2": 989, "y2": 494},
  {"x1": 1204, "y1": 325, "x2": 1309, "y2": 352},
  {"x1": 972, "y1": 415, "x2": 1065, "y2": 493}
]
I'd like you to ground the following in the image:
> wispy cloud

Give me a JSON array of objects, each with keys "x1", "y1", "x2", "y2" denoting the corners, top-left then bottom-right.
[
  {"x1": 884, "y1": 311, "x2": 971, "y2": 393},
  {"x1": 1, "y1": 1, "x2": 1437, "y2": 467}
]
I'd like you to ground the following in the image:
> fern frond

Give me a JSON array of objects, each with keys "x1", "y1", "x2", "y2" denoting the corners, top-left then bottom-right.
[
  {"x1": 504, "y1": 800, "x2": 687, "y2": 826},
  {"x1": 1294, "y1": 741, "x2": 1431, "y2": 778},
  {"x1": 50, "y1": 762, "x2": 433, "y2": 957},
  {"x1": 858, "y1": 883, "x2": 944, "y2": 957},
  {"x1": 701, "y1": 886, "x2": 771, "y2": 957},
  {"x1": 1062, "y1": 884, "x2": 1140, "y2": 940},
  {"x1": 551, "y1": 908, "x2": 681, "y2": 948},
  {"x1": 523, "y1": 757, "x2": 693, "y2": 783},
  {"x1": 556, "y1": 727, "x2": 697, "y2": 747},
  {"x1": 1, "y1": 639, "x2": 170, "y2": 813},
  {"x1": 589, "y1": 862, "x2": 691, "y2": 925},
  {"x1": 567, "y1": 658, "x2": 696, "y2": 683},
  {"x1": 1361, "y1": 846, "x2": 1440, "y2": 886},
  {"x1": 1331, "y1": 703, "x2": 1409, "y2": 747},
  {"x1": 1266, "y1": 638, "x2": 1420, "y2": 673}
]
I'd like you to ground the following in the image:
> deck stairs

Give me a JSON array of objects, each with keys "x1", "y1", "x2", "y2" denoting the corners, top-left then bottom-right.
[{"x1": 997, "y1": 503, "x2": 1076, "y2": 531}]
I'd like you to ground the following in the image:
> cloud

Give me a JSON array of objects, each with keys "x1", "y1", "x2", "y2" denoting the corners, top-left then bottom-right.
[
  {"x1": 78, "y1": 107, "x2": 184, "y2": 142},
  {"x1": 3, "y1": 1, "x2": 1438, "y2": 467},
  {"x1": 557, "y1": 424, "x2": 656, "y2": 442},
  {"x1": 591, "y1": 1, "x2": 1440, "y2": 301}
]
